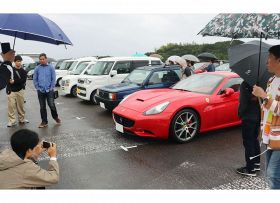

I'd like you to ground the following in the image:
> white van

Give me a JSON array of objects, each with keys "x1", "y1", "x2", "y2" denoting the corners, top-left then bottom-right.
[
  {"x1": 55, "y1": 56, "x2": 97, "y2": 86},
  {"x1": 76, "y1": 56, "x2": 162, "y2": 104},
  {"x1": 61, "y1": 61, "x2": 96, "y2": 96}
]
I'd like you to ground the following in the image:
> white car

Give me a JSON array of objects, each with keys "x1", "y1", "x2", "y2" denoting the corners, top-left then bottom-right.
[
  {"x1": 27, "y1": 69, "x2": 34, "y2": 79},
  {"x1": 76, "y1": 56, "x2": 162, "y2": 104},
  {"x1": 55, "y1": 56, "x2": 97, "y2": 86},
  {"x1": 61, "y1": 61, "x2": 96, "y2": 96}
]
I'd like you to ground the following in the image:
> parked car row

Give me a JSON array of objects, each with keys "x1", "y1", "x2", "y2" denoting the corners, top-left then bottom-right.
[
  {"x1": 54, "y1": 55, "x2": 240, "y2": 143},
  {"x1": 76, "y1": 56, "x2": 163, "y2": 104},
  {"x1": 61, "y1": 62, "x2": 96, "y2": 97},
  {"x1": 56, "y1": 56, "x2": 98, "y2": 86}
]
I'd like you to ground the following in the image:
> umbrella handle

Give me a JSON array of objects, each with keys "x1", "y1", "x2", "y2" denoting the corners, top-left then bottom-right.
[
  {"x1": 258, "y1": 97, "x2": 262, "y2": 106},
  {"x1": 13, "y1": 32, "x2": 17, "y2": 50},
  {"x1": 256, "y1": 33, "x2": 263, "y2": 86}
]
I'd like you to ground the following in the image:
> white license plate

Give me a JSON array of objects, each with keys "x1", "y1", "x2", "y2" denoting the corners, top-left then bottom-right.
[
  {"x1": 100, "y1": 102, "x2": 106, "y2": 109},
  {"x1": 116, "y1": 123, "x2": 124, "y2": 133}
]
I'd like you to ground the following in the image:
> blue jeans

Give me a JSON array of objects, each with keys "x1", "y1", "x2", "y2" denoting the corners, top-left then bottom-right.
[
  {"x1": 37, "y1": 90, "x2": 58, "y2": 123},
  {"x1": 266, "y1": 150, "x2": 280, "y2": 189}
]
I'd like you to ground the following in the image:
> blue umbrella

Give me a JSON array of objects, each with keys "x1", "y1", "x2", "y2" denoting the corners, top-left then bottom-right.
[{"x1": 0, "y1": 14, "x2": 73, "y2": 48}]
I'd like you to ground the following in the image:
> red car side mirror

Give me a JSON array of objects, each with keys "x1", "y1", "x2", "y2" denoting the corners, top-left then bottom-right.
[{"x1": 223, "y1": 88, "x2": 234, "y2": 96}]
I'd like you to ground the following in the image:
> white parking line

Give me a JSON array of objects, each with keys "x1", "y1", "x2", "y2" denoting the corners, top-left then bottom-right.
[
  {"x1": 120, "y1": 145, "x2": 137, "y2": 151},
  {"x1": 74, "y1": 116, "x2": 86, "y2": 120}
]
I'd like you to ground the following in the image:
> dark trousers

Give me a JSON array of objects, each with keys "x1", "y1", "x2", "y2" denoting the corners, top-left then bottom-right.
[
  {"x1": 241, "y1": 119, "x2": 261, "y2": 171},
  {"x1": 37, "y1": 90, "x2": 58, "y2": 123}
]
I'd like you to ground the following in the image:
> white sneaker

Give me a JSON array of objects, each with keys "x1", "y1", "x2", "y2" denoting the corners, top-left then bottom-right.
[
  {"x1": 19, "y1": 119, "x2": 29, "y2": 124},
  {"x1": 7, "y1": 122, "x2": 17, "y2": 127}
]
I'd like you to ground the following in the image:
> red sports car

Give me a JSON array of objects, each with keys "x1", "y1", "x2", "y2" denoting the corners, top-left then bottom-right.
[{"x1": 112, "y1": 72, "x2": 243, "y2": 143}]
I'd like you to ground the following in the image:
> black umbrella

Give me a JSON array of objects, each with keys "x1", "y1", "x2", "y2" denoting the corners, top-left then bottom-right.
[
  {"x1": 197, "y1": 52, "x2": 218, "y2": 61},
  {"x1": 198, "y1": 13, "x2": 280, "y2": 85},
  {"x1": 229, "y1": 40, "x2": 273, "y2": 89}
]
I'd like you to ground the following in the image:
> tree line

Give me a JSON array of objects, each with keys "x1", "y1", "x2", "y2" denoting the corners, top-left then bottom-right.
[{"x1": 146, "y1": 40, "x2": 244, "y2": 61}]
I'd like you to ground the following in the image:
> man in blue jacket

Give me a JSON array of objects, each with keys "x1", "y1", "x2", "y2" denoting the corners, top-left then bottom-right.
[
  {"x1": 206, "y1": 59, "x2": 216, "y2": 72},
  {"x1": 33, "y1": 53, "x2": 61, "y2": 128}
]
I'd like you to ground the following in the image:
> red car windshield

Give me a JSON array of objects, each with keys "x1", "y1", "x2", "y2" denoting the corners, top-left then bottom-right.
[{"x1": 172, "y1": 74, "x2": 224, "y2": 94}]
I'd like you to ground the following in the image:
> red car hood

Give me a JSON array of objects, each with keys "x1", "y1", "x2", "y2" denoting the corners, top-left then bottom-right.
[{"x1": 117, "y1": 88, "x2": 203, "y2": 113}]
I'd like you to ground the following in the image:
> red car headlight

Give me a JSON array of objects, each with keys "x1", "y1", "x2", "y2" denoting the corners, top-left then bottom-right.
[{"x1": 143, "y1": 101, "x2": 170, "y2": 116}]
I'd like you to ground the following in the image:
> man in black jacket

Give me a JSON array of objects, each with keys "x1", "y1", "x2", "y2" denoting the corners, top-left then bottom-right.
[
  {"x1": 7, "y1": 55, "x2": 28, "y2": 127},
  {"x1": 236, "y1": 81, "x2": 261, "y2": 177},
  {"x1": 183, "y1": 60, "x2": 195, "y2": 78},
  {"x1": 0, "y1": 42, "x2": 14, "y2": 91}
]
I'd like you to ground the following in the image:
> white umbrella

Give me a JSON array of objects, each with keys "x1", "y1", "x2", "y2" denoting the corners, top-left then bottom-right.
[
  {"x1": 167, "y1": 55, "x2": 180, "y2": 63},
  {"x1": 166, "y1": 55, "x2": 187, "y2": 67},
  {"x1": 181, "y1": 54, "x2": 200, "y2": 62}
]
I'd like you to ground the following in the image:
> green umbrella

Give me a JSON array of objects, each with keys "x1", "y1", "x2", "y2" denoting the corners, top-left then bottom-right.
[
  {"x1": 198, "y1": 13, "x2": 280, "y2": 39},
  {"x1": 198, "y1": 13, "x2": 280, "y2": 85}
]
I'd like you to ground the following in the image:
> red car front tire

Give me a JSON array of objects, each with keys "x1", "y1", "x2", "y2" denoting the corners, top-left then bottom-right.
[{"x1": 170, "y1": 109, "x2": 200, "y2": 143}]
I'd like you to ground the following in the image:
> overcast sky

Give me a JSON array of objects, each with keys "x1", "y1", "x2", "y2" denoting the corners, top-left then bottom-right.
[{"x1": 0, "y1": 14, "x2": 279, "y2": 60}]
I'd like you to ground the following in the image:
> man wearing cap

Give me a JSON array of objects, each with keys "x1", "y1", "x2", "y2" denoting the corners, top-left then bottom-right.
[
  {"x1": 0, "y1": 42, "x2": 15, "y2": 91},
  {"x1": 6, "y1": 55, "x2": 28, "y2": 127}
]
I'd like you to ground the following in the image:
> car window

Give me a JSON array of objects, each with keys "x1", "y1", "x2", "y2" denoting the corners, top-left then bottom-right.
[
  {"x1": 55, "y1": 61, "x2": 63, "y2": 69},
  {"x1": 68, "y1": 61, "x2": 78, "y2": 71},
  {"x1": 66, "y1": 62, "x2": 74, "y2": 70},
  {"x1": 151, "y1": 60, "x2": 162, "y2": 65},
  {"x1": 59, "y1": 61, "x2": 74, "y2": 70},
  {"x1": 162, "y1": 70, "x2": 181, "y2": 83},
  {"x1": 84, "y1": 64, "x2": 95, "y2": 75},
  {"x1": 148, "y1": 71, "x2": 168, "y2": 85},
  {"x1": 88, "y1": 61, "x2": 114, "y2": 75},
  {"x1": 219, "y1": 77, "x2": 243, "y2": 93},
  {"x1": 172, "y1": 74, "x2": 224, "y2": 94},
  {"x1": 132, "y1": 61, "x2": 149, "y2": 69},
  {"x1": 72, "y1": 62, "x2": 89, "y2": 75},
  {"x1": 123, "y1": 69, "x2": 151, "y2": 85},
  {"x1": 113, "y1": 61, "x2": 131, "y2": 74}
]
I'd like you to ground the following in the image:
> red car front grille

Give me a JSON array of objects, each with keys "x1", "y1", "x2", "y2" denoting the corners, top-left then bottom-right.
[{"x1": 114, "y1": 114, "x2": 135, "y2": 128}]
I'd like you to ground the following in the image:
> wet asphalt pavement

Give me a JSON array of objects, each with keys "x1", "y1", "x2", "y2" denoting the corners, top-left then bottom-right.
[{"x1": 0, "y1": 81, "x2": 269, "y2": 189}]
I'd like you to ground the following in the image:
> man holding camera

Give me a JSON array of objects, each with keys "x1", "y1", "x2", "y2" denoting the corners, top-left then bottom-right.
[{"x1": 0, "y1": 129, "x2": 59, "y2": 189}]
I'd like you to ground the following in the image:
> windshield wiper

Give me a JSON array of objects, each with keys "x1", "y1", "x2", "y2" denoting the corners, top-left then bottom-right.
[{"x1": 174, "y1": 88, "x2": 191, "y2": 92}]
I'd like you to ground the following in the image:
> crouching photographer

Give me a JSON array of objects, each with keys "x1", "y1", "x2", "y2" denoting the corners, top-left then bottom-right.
[{"x1": 0, "y1": 129, "x2": 59, "y2": 189}]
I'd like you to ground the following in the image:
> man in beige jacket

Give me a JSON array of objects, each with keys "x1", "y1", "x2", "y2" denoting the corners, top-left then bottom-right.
[{"x1": 0, "y1": 129, "x2": 59, "y2": 189}]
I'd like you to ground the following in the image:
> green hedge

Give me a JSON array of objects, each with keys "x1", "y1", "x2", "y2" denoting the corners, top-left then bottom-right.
[{"x1": 146, "y1": 40, "x2": 244, "y2": 61}]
